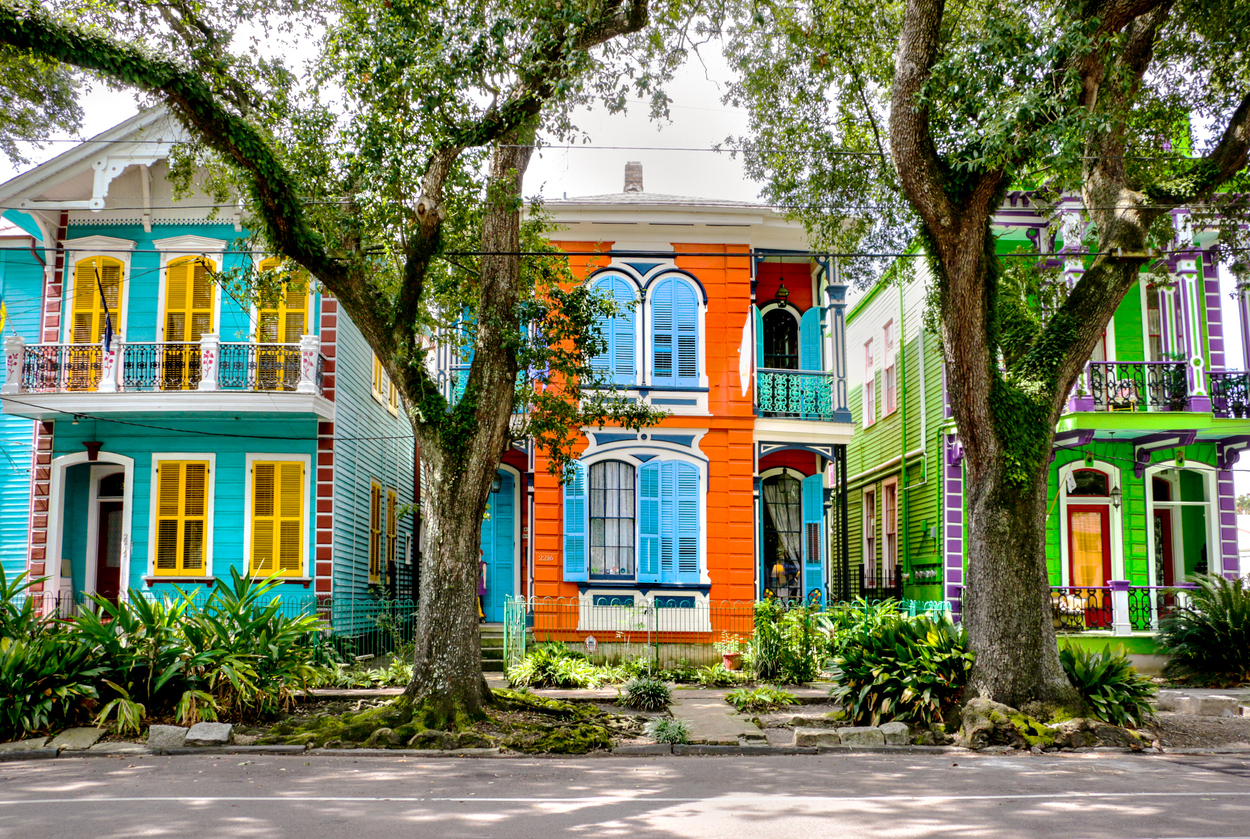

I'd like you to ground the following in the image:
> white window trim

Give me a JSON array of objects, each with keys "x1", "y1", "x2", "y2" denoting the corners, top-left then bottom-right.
[
  {"x1": 147, "y1": 452, "x2": 217, "y2": 579},
  {"x1": 883, "y1": 319, "x2": 898, "y2": 416},
  {"x1": 154, "y1": 245, "x2": 227, "y2": 344},
  {"x1": 1056, "y1": 459, "x2": 1124, "y2": 587},
  {"x1": 863, "y1": 338, "x2": 876, "y2": 427},
  {"x1": 1143, "y1": 459, "x2": 1222, "y2": 585},
  {"x1": 863, "y1": 486, "x2": 877, "y2": 582},
  {"x1": 83, "y1": 464, "x2": 126, "y2": 598},
  {"x1": 577, "y1": 448, "x2": 709, "y2": 586},
  {"x1": 242, "y1": 452, "x2": 313, "y2": 579},
  {"x1": 61, "y1": 236, "x2": 136, "y2": 344}
]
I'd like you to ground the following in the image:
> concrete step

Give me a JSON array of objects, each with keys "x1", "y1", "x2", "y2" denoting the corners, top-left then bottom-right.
[{"x1": 482, "y1": 660, "x2": 506, "y2": 672}]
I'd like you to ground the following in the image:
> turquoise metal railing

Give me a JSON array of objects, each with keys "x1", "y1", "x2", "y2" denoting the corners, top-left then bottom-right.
[{"x1": 756, "y1": 368, "x2": 836, "y2": 421}]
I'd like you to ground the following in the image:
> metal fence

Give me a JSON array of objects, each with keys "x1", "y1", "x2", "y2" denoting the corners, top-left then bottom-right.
[
  {"x1": 11, "y1": 590, "x2": 417, "y2": 661},
  {"x1": 1050, "y1": 584, "x2": 1195, "y2": 632}
]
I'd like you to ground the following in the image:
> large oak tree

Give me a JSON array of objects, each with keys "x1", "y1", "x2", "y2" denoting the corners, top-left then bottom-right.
[
  {"x1": 726, "y1": 0, "x2": 1250, "y2": 705},
  {"x1": 0, "y1": 0, "x2": 684, "y2": 719}
]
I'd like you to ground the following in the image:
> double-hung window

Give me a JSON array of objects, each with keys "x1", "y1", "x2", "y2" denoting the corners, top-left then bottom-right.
[
  {"x1": 68, "y1": 256, "x2": 124, "y2": 392},
  {"x1": 883, "y1": 481, "x2": 898, "y2": 585},
  {"x1": 154, "y1": 459, "x2": 210, "y2": 576},
  {"x1": 249, "y1": 460, "x2": 306, "y2": 577},
  {"x1": 369, "y1": 481, "x2": 382, "y2": 583},
  {"x1": 863, "y1": 339, "x2": 876, "y2": 426},
  {"x1": 883, "y1": 320, "x2": 896, "y2": 415},
  {"x1": 863, "y1": 488, "x2": 877, "y2": 587},
  {"x1": 564, "y1": 459, "x2": 700, "y2": 585}
]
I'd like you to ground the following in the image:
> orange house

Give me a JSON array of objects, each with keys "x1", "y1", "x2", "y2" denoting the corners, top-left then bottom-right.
[{"x1": 474, "y1": 165, "x2": 853, "y2": 644}]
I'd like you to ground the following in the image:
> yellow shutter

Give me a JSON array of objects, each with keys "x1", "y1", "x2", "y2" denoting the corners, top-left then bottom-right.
[
  {"x1": 71, "y1": 257, "x2": 123, "y2": 344},
  {"x1": 164, "y1": 257, "x2": 215, "y2": 342},
  {"x1": 369, "y1": 482, "x2": 381, "y2": 583},
  {"x1": 387, "y1": 489, "x2": 398, "y2": 567},
  {"x1": 250, "y1": 460, "x2": 305, "y2": 577},
  {"x1": 154, "y1": 460, "x2": 209, "y2": 576},
  {"x1": 256, "y1": 259, "x2": 309, "y2": 345}
]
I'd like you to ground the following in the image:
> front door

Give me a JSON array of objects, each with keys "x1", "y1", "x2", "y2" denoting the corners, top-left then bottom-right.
[
  {"x1": 95, "y1": 500, "x2": 124, "y2": 605},
  {"x1": 480, "y1": 471, "x2": 515, "y2": 623},
  {"x1": 1068, "y1": 504, "x2": 1112, "y2": 628}
]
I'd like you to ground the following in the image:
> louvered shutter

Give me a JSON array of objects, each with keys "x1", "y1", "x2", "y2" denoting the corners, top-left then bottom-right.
[
  {"x1": 658, "y1": 462, "x2": 676, "y2": 582},
  {"x1": 674, "y1": 463, "x2": 700, "y2": 584},
  {"x1": 369, "y1": 483, "x2": 381, "y2": 582},
  {"x1": 251, "y1": 462, "x2": 276, "y2": 575},
  {"x1": 802, "y1": 473, "x2": 825, "y2": 604},
  {"x1": 562, "y1": 462, "x2": 588, "y2": 582},
  {"x1": 799, "y1": 307, "x2": 822, "y2": 371},
  {"x1": 652, "y1": 283, "x2": 674, "y2": 385},
  {"x1": 278, "y1": 463, "x2": 304, "y2": 573},
  {"x1": 182, "y1": 463, "x2": 207, "y2": 572},
  {"x1": 637, "y1": 462, "x2": 661, "y2": 583},
  {"x1": 753, "y1": 305, "x2": 764, "y2": 369},
  {"x1": 387, "y1": 488, "x2": 398, "y2": 569},
  {"x1": 591, "y1": 276, "x2": 636, "y2": 386},
  {"x1": 674, "y1": 283, "x2": 698, "y2": 385},
  {"x1": 154, "y1": 460, "x2": 208, "y2": 575},
  {"x1": 651, "y1": 279, "x2": 698, "y2": 387},
  {"x1": 72, "y1": 257, "x2": 122, "y2": 344},
  {"x1": 155, "y1": 462, "x2": 183, "y2": 573}
]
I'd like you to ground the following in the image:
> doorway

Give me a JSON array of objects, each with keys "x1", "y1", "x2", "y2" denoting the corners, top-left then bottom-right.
[
  {"x1": 1067, "y1": 504, "x2": 1112, "y2": 628},
  {"x1": 480, "y1": 469, "x2": 516, "y2": 623},
  {"x1": 93, "y1": 470, "x2": 126, "y2": 605}
]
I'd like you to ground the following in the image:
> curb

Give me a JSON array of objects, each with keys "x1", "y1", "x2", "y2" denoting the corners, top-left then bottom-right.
[
  {"x1": 307, "y1": 747, "x2": 504, "y2": 758},
  {"x1": 0, "y1": 748, "x2": 59, "y2": 762},
  {"x1": 673, "y1": 744, "x2": 819, "y2": 756}
]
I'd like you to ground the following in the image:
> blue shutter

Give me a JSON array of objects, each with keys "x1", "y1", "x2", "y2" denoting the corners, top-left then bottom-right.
[
  {"x1": 452, "y1": 318, "x2": 475, "y2": 403},
  {"x1": 799, "y1": 307, "x2": 822, "y2": 371},
  {"x1": 638, "y1": 462, "x2": 661, "y2": 583},
  {"x1": 802, "y1": 473, "x2": 825, "y2": 605},
  {"x1": 674, "y1": 283, "x2": 698, "y2": 386},
  {"x1": 652, "y1": 282, "x2": 674, "y2": 385},
  {"x1": 562, "y1": 462, "x2": 587, "y2": 582},
  {"x1": 753, "y1": 305, "x2": 764, "y2": 369},
  {"x1": 659, "y1": 461, "x2": 676, "y2": 582},
  {"x1": 674, "y1": 463, "x2": 700, "y2": 584},
  {"x1": 651, "y1": 278, "x2": 699, "y2": 387},
  {"x1": 590, "y1": 276, "x2": 636, "y2": 385}
]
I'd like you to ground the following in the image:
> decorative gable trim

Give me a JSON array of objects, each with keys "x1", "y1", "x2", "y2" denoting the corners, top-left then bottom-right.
[
  {"x1": 152, "y1": 234, "x2": 229, "y2": 254},
  {"x1": 62, "y1": 235, "x2": 136, "y2": 254}
]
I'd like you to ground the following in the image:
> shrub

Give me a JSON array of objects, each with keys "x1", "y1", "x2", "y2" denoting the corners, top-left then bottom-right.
[
  {"x1": 0, "y1": 635, "x2": 104, "y2": 740},
  {"x1": 506, "y1": 644, "x2": 605, "y2": 689},
  {"x1": 695, "y1": 663, "x2": 740, "y2": 688},
  {"x1": 620, "y1": 677, "x2": 671, "y2": 710},
  {"x1": 644, "y1": 718, "x2": 691, "y2": 744},
  {"x1": 831, "y1": 615, "x2": 973, "y2": 726},
  {"x1": 657, "y1": 658, "x2": 700, "y2": 683},
  {"x1": 0, "y1": 567, "x2": 52, "y2": 640},
  {"x1": 1158, "y1": 575, "x2": 1250, "y2": 686},
  {"x1": 747, "y1": 601, "x2": 825, "y2": 684},
  {"x1": 819, "y1": 598, "x2": 903, "y2": 656},
  {"x1": 725, "y1": 685, "x2": 798, "y2": 713},
  {"x1": 1060, "y1": 646, "x2": 1156, "y2": 728}
]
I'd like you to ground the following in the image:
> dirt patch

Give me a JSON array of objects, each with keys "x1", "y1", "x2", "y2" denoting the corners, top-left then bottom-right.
[{"x1": 1155, "y1": 713, "x2": 1250, "y2": 749}]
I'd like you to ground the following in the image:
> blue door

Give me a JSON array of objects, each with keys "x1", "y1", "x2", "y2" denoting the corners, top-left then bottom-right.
[{"x1": 481, "y1": 470, "x2": 515, "y2": 622}]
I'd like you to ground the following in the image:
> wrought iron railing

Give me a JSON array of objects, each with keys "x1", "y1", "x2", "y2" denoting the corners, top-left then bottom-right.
[
  {"x1": 1126, "y1": 585, "x2": 1195, "y2": 631},
  {"x1": 1209, "y1": 371, "x2": 1250, "y2": 418},
  {"x1": 756, "y1": 368, "x2": 836, "y2": 421},
  {"x1": 1087, "y1": 361, "x2": 1188, "y2": 412},
  {"x1": 219, "y1": 342, "x2": 301, "y2": 391},
  {"x1": 118, "y1": 342, "x2": 201, "y2": 391},
  {"x1": 1050, "y1": 586, "x2": 1113, "y2": 631}
]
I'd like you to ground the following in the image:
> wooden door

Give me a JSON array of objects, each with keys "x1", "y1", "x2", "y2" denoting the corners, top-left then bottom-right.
[
  {"x1": 1068, "y1": 504, "x2": 1111, "y2": 628},
  {"x1": 95, "y1": 501, "x2": 124, "y2": 605}
]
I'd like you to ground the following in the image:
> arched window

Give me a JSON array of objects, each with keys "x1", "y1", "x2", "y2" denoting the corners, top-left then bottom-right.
[
  {"x1": 650, "y1": 277, "x2": 699, "y2": 387},
  {"x1": 590, "y1": 275, "x2": 636, "y2": 386},
  {"x1": 589, "y1": 460, "x2": 635, "y2": 578},
  {"x1": 762, "y1": 308, "x2": 799, "y2": 369},
  {"x1": 762, "y1": 473, "x2": 802, "y2": 599},
  {"x1": 1068, "y1": 469, "x2": 1109, "y2": 497}
]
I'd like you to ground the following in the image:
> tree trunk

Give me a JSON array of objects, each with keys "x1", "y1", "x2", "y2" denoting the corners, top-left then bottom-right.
[
  {"x1": 402, "y1": 137, "x2": 535, "y2": 721},
  {"x1": 961, "y1": 451, "x2": 1079, "y2": 708}
]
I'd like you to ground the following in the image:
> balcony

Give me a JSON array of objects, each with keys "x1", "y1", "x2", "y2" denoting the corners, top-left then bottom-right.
[
  {"x1": 755, "y1": 368, "x2": 838, "y2": 421},
  {"x1": 1051, "y1": 583, "x2": 1194, "y2": 633},
  {"x1": 1083, "y1": 361, "x2": 1189, "y2": 412},
  {"x1": 2, "y1": 333, "x2": 332, "y2": 420},
  {"x1": 1209, "y1": 371, "x2": 1250, "y2": 418}
]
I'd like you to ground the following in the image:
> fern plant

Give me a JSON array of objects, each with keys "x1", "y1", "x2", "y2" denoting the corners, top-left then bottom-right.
[
  {"x1": 1158, "y1": 574, "x2": 1250, "y2": 686},
  {"x1": 725, "y1": 685, "x2": 797, "y2": 713},
  {"x1": 644, "y1": 718, "x2": 691, "y2": 744}
]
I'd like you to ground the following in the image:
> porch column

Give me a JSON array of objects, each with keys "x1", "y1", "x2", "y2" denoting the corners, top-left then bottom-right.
[
  {"x1": 98, "y1": 334, "x2": 120, "y2": 393},
  {"x1": 2, "y1": 333, "x2": 24, "y2": 394},
  {"x1": 1175, "y1": 257, "x2": 1208, "y2": 406},
  {"x1": 197, "y1": 333, "x2": 220, "y2": 391},
  {"x1": 1158, "y1": 282, "x2": 1181, "y2": 358},
  {"x1": 1109, "y1": 579, "x2": 1131, "y2": 636},
  {"x1": 827, "y1": 282, "x2": 849, "y2": 416},
  {"x1": 1238, "y1": 280, "x2": 1250, "y2": 372},
  {"x1": 298, "y1": 334, "x2": 321, "y2": 394}
]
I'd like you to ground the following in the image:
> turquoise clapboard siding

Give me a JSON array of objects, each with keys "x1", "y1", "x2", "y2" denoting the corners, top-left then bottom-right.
[
  {"x1": 50, "y1": 416, "x2": 318, "y2": 600},
  {"x1": 0, "y1": 241, "x2": 45, "y2": 578},
  {"x1": 330, "y1": 300, "x2": 416, "y2": 599}
]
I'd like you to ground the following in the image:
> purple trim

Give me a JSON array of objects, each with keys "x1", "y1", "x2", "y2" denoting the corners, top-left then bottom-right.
[
  {"x1": 1218, "y1": 470, "x2": 1240, "y2": 576},
  {"x1": 1108, "y1": 580, "x2": 1130, "y2": 592},
  {"x1": 1133, "y1": 430, "x2": 1199, "y2": 477},
  {"x1": 946, "y1": 437, "x2": 964, "y2": 466},
  {"x1": 1216, "y1": 436, "x2": 1250, "y2": 470},
  {"x1": 1051, "y1": 429, "x2": 1095, "y2": 463},
  {"x1": 1187, "y1": 395, "x2": 1212, "y2": 413},
  {"x1": 1205, "y1": 259, "x2": 1226, "y2": 370}
]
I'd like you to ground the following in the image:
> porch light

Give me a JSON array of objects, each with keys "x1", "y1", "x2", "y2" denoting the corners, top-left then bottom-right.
[
  {"x1": 776, "y1": 283, "x2": 790, "y2": 309},
  {"x1": 1110, "y1": 485, "x2": 1122, "y2": 509}
]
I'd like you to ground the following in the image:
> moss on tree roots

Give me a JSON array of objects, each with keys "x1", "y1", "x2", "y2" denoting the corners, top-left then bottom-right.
[{"x1": 259, "y1": 689, "x2": 632, "y2": 754}]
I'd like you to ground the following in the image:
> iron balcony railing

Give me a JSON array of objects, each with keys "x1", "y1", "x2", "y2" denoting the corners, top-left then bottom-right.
[
  {"x1": 1051, "y1": 583, "x2": 1195, "y2": 632},
  {"x1": 1209, "y1": 371, "x2": 1250, "y2": 418},
  {"x1": 756, "y1": 367, "x2": 837, "y2": 421},
  {"x1": 1086, "y1": 361, "x2": 1189, "y2": 412},
  {"x1": 4, "y1": 336, "x2": 326, "y2": 396}
]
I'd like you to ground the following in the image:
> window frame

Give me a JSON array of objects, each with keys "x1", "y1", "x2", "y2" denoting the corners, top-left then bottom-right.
[
  {"x1": 148, "y1": 453, "x2": 217, "y2": 578},
  {"x1": 371, "y1": 353, "x2": 399, "y2": 414},
  {"x1": 646, "y1": 273, "x2": 704, "y2": 389},
  {"x1": 883, "y1": 319, "x2": 897, "y2": 415},
  {"x1": 589, "y1": 273, "x2": 640, "y2": 386},
  {"x1": 387, "y1": 487, "x2": 398, "y2": 570},
  {"x1": 588, "y1": 459, "x2": 638, "y2": 580},
  {"x1": 369, "y1": 480, "x2": 382, "y2": 584},
  {"x1": 61, "y1": 237, "x2": 136, "y2": 344},
  {"x1": 255, "y1": 257, "x2": 311, "y2": 345},
  {"x1": 863, "y1": 338, "x2": 876, "y2": 426},
  {"x1": 243, "y1": 453, "x2": 311, "y2": 579},
  {"x1": 882, "y1": 477, "x2": 898, "y2": 582},
  {"x1": 863, "y1": 486, "x2": 877, "y2": 586}
]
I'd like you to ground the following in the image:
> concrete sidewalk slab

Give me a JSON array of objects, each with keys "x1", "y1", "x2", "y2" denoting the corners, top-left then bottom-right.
[{"x1": 670, "y1": 692, "x2": 761, "y2": 745}]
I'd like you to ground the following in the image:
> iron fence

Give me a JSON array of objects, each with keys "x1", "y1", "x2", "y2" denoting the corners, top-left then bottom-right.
[
  {"x1": 1126, "y1": 585, "x2": 1195, "y2": 631},
  {"x1": 1209, "y1": 371, "x2": 1250, "y2": 418},
  {"x1": 1050, "y1": 586, "x2": 1113, "y2": 631},
  {"x1": 219, "y1": 342, "x2": 302, "y2": 391},
  {"x1": 1087, "y1": 361, "x2": 1189, "y2": 412}
]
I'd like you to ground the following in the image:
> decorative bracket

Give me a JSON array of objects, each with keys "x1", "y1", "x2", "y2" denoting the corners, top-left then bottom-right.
[
  {"x1": 1050, "y1": 429, "x2": 1095, "y2": 462},
  {"x1": 1217, "y1": 436, "x2": 1250, "y2": 470},
  {"x1": 1133, "y1": 430, "x2": 1198, "y2": 477}
]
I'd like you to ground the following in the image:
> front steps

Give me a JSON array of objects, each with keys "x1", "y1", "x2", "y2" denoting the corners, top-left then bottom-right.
[{"x1": 480, "y1": 623, "x2": 505, "y2": 672}]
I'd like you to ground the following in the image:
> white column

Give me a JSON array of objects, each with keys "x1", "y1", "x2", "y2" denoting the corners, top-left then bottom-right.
[
  {"x1": 98, "y1": 334, "x2": 120, "y2": 393},
  {"x1": 1109, "y1": 580, "x2": 1131, "y2": 637},
  {"x1": 1176, "y1": 258, "x2": 1206, "y2": 396},
  {"x1": 2, "y1": 333, "x2": 25, "y2": 394},
  {"x1": 197, "y1": 333, "x2": 220, "y2": 391},
  {"x1": 298, "y1": 334, "x2": 320, "y2": 394}
]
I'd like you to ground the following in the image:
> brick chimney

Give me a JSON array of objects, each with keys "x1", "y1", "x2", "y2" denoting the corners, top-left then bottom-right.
[{"x1": 624, "y1": 161, "x2": 643, "y2": 193}]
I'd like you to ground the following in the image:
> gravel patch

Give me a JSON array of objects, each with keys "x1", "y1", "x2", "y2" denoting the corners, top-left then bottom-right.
[{"x1": 1155, "y1": 713, "x2": 1250, "y2": 749}]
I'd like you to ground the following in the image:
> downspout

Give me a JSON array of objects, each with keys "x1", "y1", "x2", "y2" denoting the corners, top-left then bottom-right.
[{"x1": 898, "y1": 277, "x2": 910, "y2": 589}]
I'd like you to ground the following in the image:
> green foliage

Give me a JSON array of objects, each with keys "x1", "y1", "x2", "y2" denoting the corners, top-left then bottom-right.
[
  {"x1": 0, "y1": 566, "x2": 50, "y2": 639},
  {"x1": 644, "y1": 718, "x2": 691, "y2": 744},
  {"x1": 175, "y1": 690, "x2": 219, "y2": 725},
  {"x1": 831, "y1": 616, "x2": 973, "y2": 727},
  {"x1": 1058, "y1": 646, "x2": 1156, "y2": 728},
  {"x1": 619, "y1": 677, "x2": 671, "y2": 710},
  {"x1": 94, "y1": 681, "x2": 146, "y2": 736},
  {"x1": 0, "y1": 43, "x2": 82, "y2": 165},
  {"x1": 656, "y1": 658, "x2": 700, "y2": 683},
  {"x1": 725, "y1": 685, "x2": 798, "y2": 713},
  {"x1": 695, "y1": 663, "x2": 743, "y2": 688},
  {"x1": 506, "y1": 643, "x2": 608, "y2": 689},
  {"x1": 1159, "y1": 575, "x2": 1250, "y2": 686},
  {"x1": 747, "y1": 600, "x2": 825, "y2": 684},
  {"x1": 0, "y1": 634, "x2": 103, "y2": 741},
  {"x1": 818, "y1": 598, "x2": 902, "y2": 656}
]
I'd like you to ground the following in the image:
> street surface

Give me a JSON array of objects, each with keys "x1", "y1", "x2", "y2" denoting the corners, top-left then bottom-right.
[{"x1": 3, "y1": 752, "x2": 1250, "y2": 838}]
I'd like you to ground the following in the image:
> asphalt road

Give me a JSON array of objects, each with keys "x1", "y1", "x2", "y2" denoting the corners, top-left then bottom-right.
[{"x1": 3, "y1": 751, "x2": 1250, "y2": 839}]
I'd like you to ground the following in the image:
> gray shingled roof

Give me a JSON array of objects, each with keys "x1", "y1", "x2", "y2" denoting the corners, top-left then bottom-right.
[{"x1": 548, "y1": 191, "x2": 766, "y2": 209}]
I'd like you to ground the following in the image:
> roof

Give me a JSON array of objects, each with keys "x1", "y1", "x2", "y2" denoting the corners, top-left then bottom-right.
[{"x1": 548, "y1": 191, "x2": 766, "y2": 210}]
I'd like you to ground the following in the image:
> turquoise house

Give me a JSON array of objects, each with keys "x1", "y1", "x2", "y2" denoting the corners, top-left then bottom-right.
[{"x1": 0, "y1": 108, "x2": 416, "y2": 609}]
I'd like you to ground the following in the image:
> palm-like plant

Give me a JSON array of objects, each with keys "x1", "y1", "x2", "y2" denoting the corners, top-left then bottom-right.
[{"x1": 1159, "y1": 574, "x2": 1250, "y2": 686}]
